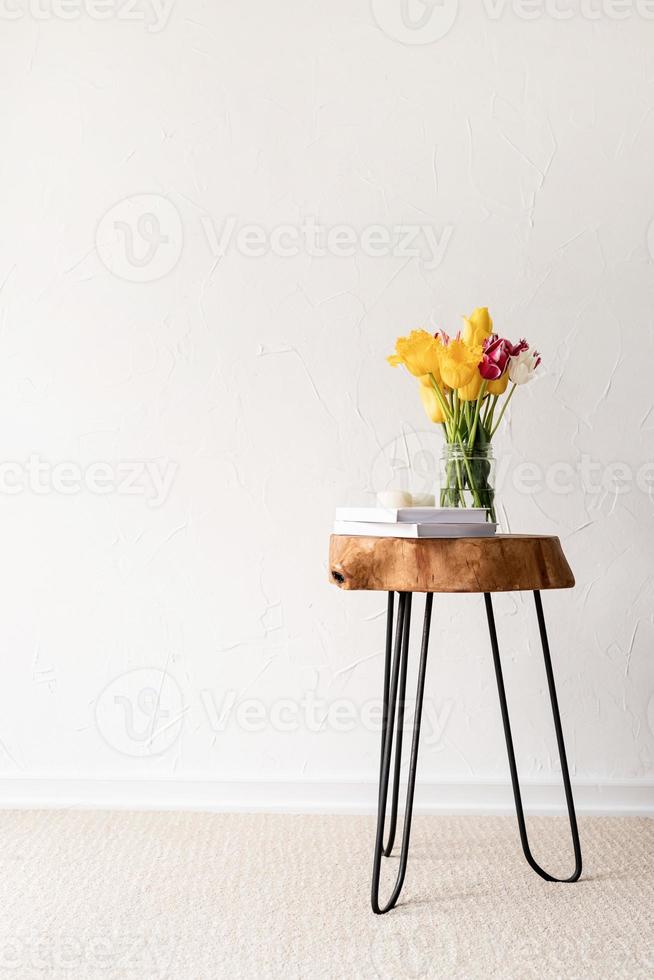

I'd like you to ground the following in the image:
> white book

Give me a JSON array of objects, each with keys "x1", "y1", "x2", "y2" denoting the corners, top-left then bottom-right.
[
  {"x1": 333, "y1": 520, "x2": 497, "y2": 539},
  {"x1": 335, "y1": 507, "x2": 489, "y2": 525}
]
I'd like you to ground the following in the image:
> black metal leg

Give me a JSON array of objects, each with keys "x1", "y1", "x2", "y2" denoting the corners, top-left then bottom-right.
[
  {"x1": 371, "y1": 591, "x2": 433, "y2": 914},
  {"x1": 379, "y1": 592, "x2": 410, "y2": 857},
  {"x1": 484, "y1": 590, "x2": 582, "y2": 883}
]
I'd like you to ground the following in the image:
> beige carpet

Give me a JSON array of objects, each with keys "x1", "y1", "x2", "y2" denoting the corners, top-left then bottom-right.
[{"x1": 0, "y1": 811, "x2": 651, "y2": 979}]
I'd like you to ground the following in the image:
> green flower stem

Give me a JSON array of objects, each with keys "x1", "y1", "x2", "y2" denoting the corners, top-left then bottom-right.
[
  {"x1": 490, "y1": 382, "x2": 517, "y2": 438},
  {"x1": 453, "y1": 455, "x2": 467, "y2": 507},
  {"x1": 429, "y1": 376, "x2": 455, "y2": 442},
  {"x1": 441, "y1": 449, "x2": 464, "y2": 508},
  {"x1": 450, "y1": 445, "x2": 483, "y2": 509},
  {"x1": 450, "y1": 392, "x2": 469, "y2": 507},
  {"x1": 483, "y1": 394, "x2": 498, "y2": 431},
  {"x1": 441, "y1": 442, "x2": 465, "y2": 507},
  {"x1": 464, "y1": 456, "x2": 483, "y2": 508},
  {"x1": 467, "y1": 381, "x2": 488, "y2": 450},
  {"x1": 428, "y1": 374, "x2": 451, "y2": 421}
]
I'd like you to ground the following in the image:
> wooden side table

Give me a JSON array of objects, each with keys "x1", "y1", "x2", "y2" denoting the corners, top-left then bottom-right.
[{"x1": 329, "y1": 534, "x2": 582, "y2": 914}]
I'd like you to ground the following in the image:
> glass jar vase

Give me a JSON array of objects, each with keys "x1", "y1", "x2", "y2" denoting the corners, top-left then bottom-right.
[{"x1": 439, "y1": 442, "x2": 496, "y2": 523}]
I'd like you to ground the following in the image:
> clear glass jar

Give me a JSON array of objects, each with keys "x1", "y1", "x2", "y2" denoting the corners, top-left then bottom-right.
[{"x1": 439, "y1": 442, "x2": 496, "y2": 523}]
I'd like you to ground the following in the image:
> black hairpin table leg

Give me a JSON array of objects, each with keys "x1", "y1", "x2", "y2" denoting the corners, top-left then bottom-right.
[
  {"x1": 371, "y1": 591, "x2": 433, "y2": 914},
  {"x1": 484, "y1": 590, "x2": 582, "y2": 882},
  {"x1": 378, "y1": 591, "x2": 411, "y2": 856}
]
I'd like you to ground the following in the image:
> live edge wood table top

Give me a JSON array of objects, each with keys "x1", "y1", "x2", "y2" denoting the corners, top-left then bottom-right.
[{"x1": 328, "y1": 533, "x2": 574, "y2": 594}]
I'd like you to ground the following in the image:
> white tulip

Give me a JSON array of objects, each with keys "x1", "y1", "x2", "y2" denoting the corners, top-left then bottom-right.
[{"x1": 508, "y1": 348, "x2": 541, "y2": 385}]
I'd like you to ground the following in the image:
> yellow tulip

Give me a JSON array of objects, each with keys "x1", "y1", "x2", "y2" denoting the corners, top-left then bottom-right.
[
  {"x1": 388, "y1": 330, "x2": 442, "y2": 384},
  {"x1": 458, "y1": 371, "x2": 482, "y2": 402},
  {"x1": 419, "y1": 381, "x2": 446, "y2": 423},
  {"x1": 487, "y1": 373, "x2": 509, "y2": 395},
  {"x1": 439, "y1": 338, "x2": 482, "y2": 389},
  {"x1": 462, "y1": 307, "x2": 493, "y2": 347}
]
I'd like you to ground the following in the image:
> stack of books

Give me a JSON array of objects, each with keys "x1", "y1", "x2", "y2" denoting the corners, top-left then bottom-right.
[{"x1": 333, "y1": 507, "x2": 496, "y2": 538}]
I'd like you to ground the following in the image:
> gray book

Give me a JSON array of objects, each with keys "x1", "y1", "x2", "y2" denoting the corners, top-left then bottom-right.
[
  {"x1": 333, "y1": 520, "x2": 497, "y2": 539},
  {"x1": 335, "y1": 507, "x2": 489, "y2": 525}
]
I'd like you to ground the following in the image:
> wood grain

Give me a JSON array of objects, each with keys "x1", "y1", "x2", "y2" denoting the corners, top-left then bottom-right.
[{"x1": 328, "y1": 534, "x2": 574, "y2": 593}]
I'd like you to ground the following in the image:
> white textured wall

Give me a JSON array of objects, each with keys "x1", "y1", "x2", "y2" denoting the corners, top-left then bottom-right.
[{"x1": 0, "y1": 1, "x2": 653, "y2": 810}]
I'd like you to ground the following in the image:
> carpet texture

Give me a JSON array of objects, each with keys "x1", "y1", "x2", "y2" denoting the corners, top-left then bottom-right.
[{"x1": 0, "y1": 811, "x2": 651, "y2": 979}]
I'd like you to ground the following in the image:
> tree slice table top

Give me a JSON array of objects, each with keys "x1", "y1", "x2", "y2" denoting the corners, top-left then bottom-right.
[{"x1": 328, "y1": 533, "x2": 574, "y2": 594}]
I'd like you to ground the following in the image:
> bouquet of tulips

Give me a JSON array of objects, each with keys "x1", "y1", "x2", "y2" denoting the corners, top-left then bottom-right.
[{"x1": 388, "y1": 307, "x2": 541, "y2": 521}]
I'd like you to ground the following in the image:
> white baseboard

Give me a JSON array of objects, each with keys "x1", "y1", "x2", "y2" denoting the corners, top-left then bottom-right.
[{"x1": 0, "y1": 776, "x2": 651, "y2": 816}]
